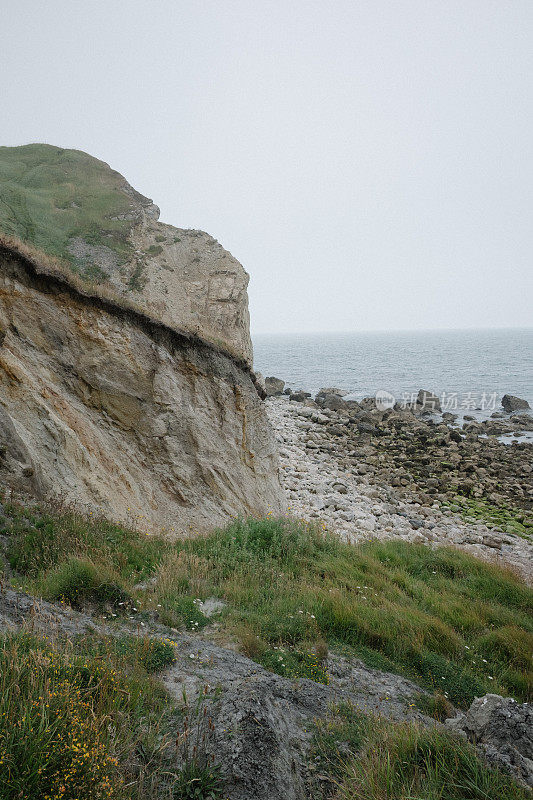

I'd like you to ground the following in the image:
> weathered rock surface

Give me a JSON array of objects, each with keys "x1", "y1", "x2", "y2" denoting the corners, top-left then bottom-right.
[
  {"x1": 0, "y1": 242, "x2": 284, "y2": 533},
  {"x1": 446, "y1": 694, "x2": 533, "y2": 788},
  {"x1": 502, "y1": 394, "x2": 531, "y2": 413}
]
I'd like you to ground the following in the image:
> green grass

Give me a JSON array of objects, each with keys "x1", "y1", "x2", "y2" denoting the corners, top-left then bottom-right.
[
  {"x1": 149, "y1": 517, "x2": 532, "y2": 706},
  {"x1": 2, "y1": 506, "x2": 532, "y2": 798},
  {"x1": 4, "y1": 506, "x2": 533, "y2": 707},
  {"x1": 6, "y1": 502, "x2": 166, "y2": 587},
  {"x1": 309, "y1": 702, "x2": 365, "y2": 789},
  {"x1": 0, "y1": 630, "x2": 173, "y2": 800},
  {"x1": 0, "y1": 143, "x2": 137, "y2": 277},
  {"x1": 336, "y1": 717, "x2": 529, "y2": 800},
  {"x1": 413, "y1": 692, "x2": 455, "y2": 722},
  {"x1": 39, "y1": 556, "x2": 132, "y2": 609},
  {"x1": 113, "y1": 634, "x2": 177, "y2": 673}
]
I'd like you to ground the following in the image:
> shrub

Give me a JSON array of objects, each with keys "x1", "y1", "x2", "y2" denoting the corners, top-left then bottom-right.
[
  {"x1": 40, "y1": 556, "x2": 131, "y2": 609},
  {"x1": 0, "y1": 631, "x2": 168, "y2": 800}
]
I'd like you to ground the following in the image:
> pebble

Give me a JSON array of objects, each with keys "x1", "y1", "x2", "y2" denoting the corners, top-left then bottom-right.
[{"x1": 267, "y1": 397, "x2": 533, "y2": 582}]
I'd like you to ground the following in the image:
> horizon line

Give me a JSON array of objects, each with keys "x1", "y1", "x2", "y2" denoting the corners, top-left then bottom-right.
[{"x1": 251, "y1": 325, "x2": 533, "y2": 337}]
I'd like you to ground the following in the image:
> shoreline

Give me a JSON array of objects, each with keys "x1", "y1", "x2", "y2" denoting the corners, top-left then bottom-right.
[{"x1": 266, "y1": 393, "x2": 533, "y2": 582}]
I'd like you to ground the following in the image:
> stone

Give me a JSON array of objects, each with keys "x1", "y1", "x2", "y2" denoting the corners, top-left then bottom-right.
[
  {"x1": 331, "y1": 482, "x2": 348, "y2": 494},
  {"x1": 482, "y1": 534, "x2": 503, "y2": 549},
  {"x1": 446, "y1": 694, "x2": 533, "y2": 788},
  {"x1": 264, "y1": 376, "x2": 285, "y2": 396},
  {"x1": 254, "y1": 372, "x2": 266, "y2": 394},
  {"x1": 442, "y1": 412, "x2": 458, "y2": 423},
  {"x1": 501, "y1": 395, "x2": 531, "y2": 413},
  {"x1": 416, "y1": 389, "x2": 441, "y2": 412},
  {"x1": 315, "y1": 387, "x2": 347, "y2": 400},
  {"x1": 196, "y1": 597, "x2": 227, "y2": 617},
  {"x1": 321, "y1": 394, "x2": 346, "y2": 411}
]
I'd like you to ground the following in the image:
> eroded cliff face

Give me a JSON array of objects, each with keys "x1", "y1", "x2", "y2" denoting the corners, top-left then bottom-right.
[{"x1": 0, "y1": 246, "x2": 285, "y2": 532}]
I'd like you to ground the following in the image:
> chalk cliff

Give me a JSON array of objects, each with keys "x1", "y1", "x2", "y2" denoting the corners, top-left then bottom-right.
[{"x1": 0, "y1": 145, "x2": 284, "y2": 531}]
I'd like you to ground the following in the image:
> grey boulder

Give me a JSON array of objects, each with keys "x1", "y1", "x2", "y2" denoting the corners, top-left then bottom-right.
[
  {"x1": 416, "y1": 389, "x2": 442, "y2": 413},
  {"x1": 265, "y1": 376, "x2": 286, "y2": 396},
  {"x1": 446, "y1": 694, "x2": 533, "y2": 788},
  {"x1": 501, "y1": 394, "x2": 531, "y2": 413}
]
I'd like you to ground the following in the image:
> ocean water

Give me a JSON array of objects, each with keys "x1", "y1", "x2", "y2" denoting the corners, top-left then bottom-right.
[{"x1": 253, "y1": 329, "x2": 533, "y2": 419}]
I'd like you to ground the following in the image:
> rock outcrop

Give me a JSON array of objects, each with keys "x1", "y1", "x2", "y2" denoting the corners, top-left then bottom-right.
[
  {"x1": 0, "y1": 146, "x2": 285, "y2": 531},
  {"x1": 446, "y1": 694, "x2": 533, "y2": 788}
]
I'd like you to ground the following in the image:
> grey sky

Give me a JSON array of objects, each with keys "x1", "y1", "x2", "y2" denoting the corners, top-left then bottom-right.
[{"x1": 2, "y1": 0, "x2": 532, "y2": 333}]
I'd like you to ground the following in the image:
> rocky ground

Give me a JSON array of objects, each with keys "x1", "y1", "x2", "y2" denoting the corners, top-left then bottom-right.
[
  {"x1": 0, "y1": 587, "x2": 434, "y2": 800},
  {"x1": 2, "y1": 582, "x2": 531, "y2": 795},
  {"x1": 266, "y1": 391, "x2": 533, "y2": 582}
]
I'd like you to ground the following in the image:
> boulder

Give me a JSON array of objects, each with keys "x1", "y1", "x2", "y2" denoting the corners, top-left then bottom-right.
[
  {"x1": 254, "y1": 372, "x2": 266, "y2": 394},
  {"x1": 501, "y1": 395, "x2": 531, "y2": 413},
  {"x1": 416, "y1": 389, "x2": 442, "y2": 413},
  {"x1": 322, "y1": 394, "x2": 346, "y2": 411},
  {"x1": 316, "y1": 387, "x2": 348, "y2": 400},
  {"x1": 264, "y1": 376, "x2": 285, "y2": 396},
  {"x1": 446, "y1": 694, "x2": 533, "y2": 788},
  {"x1": 289, "y1": 392, "x2": 307, "y2": 403}
]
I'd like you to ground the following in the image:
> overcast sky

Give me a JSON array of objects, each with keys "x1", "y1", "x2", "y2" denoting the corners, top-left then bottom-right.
[{"x1": 2, "y1": 1, "x2": 532, "y2": 333}]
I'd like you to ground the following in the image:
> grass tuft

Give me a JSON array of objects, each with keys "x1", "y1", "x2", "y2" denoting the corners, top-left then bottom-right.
[{"x1": 337, "y1": 718, "x2": 529, "y2": 800}]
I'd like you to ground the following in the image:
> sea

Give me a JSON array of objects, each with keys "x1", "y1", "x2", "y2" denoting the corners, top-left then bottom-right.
[{"x1": 253, "y1": 328, "x2": 533, "y2": 424}]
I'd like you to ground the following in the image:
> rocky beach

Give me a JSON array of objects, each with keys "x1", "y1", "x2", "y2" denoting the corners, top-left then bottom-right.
[{"x1": 265, "y1": 382, "x2": 533, "y2": 581}]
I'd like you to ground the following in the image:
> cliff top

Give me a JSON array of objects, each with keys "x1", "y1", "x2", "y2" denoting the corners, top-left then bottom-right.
[
  {"x1": 0, "y1": 143, "x2": 157, "y2": 276},
  {"x1": 0, "y1": 144, "x2": 253, "y2": 364}
]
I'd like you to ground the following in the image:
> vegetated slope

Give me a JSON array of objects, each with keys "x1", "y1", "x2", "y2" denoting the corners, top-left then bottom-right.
[
  {"x1": 0, "y1": 143, "x2": 147, "y2": 276},
  {"x1": 5, "y1": 503, "x2": 532, "y2": 707},
  {"x1": 1, "y1": 502, "x2": 532, "y2": 800}
]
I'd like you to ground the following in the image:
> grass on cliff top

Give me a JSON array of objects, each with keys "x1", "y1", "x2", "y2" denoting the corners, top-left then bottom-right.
[
  {"x1": 0, "y1": 143, "x2": 136, "y2": 276},
  {"x1": 4, "y1": 505, "x2": 532, "y2": 707}
]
